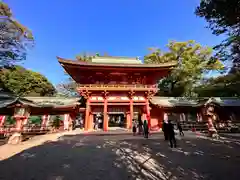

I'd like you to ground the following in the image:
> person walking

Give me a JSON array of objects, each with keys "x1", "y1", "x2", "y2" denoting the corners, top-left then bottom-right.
[
  {"x1": 163, "y1": 113, "x2": 169, "y2": 140},
  {"x1": 94, "y1": 117, "x2": 99, "y2": 130},
  {"x1": 163, "y1": 121, "x2": 169, "y2": 140},
  {"x1": 177, "y1": 121, "x2": 184, "y2": 136},
  {"x1": 132, "y1": 119, "x2": 137, "y2": 135},
  {"x1": 138, "y1": 118, "x2": 143, "y2": 135},
  {"x1": 168, "y1": 120, "x2": 177, "y2": 148},
  {"x1": 143, "y1": 120, "x2": 149, "y2": 138}
]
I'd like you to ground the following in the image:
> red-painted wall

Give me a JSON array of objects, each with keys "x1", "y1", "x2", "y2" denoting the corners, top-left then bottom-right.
[{"x1": 150, "y1": 106, "x2": 164, "y2": 131}]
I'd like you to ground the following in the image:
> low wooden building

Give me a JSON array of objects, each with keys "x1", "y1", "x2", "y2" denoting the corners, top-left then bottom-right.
[
  {"x1": 1, "y1": 93, "x2": 240, "y2": 133},
  {"x1": 0, "y1": 93, "x2": 81, "y2": 133}
]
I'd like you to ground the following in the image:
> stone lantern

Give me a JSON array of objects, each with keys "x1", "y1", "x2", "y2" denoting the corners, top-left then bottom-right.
[
  {"x1": 8, "y1": 105, "x2": 30, "y2": 144},
  {"x1": 14, "y1": 105, "x2": 30, "y2": 130}
]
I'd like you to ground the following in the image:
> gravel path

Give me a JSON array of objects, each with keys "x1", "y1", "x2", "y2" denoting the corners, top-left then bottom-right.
[{"x1": 0, "y1": 132, "x2": 239, "y2": 180}]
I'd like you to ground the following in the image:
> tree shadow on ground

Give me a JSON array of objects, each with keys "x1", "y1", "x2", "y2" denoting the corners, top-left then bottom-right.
[{"x1": 0, "y1": 134, "x2": 239, "y2": 180}]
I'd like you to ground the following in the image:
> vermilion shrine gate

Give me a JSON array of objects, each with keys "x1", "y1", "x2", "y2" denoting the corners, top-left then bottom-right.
[{"x1": 58, "y1": 56, "x2": 176, "y2": 131}]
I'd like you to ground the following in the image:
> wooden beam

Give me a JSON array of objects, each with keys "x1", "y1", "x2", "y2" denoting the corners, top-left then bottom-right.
[{"x1": 89, "y1": 102, "x2": 146, "y2": 106}]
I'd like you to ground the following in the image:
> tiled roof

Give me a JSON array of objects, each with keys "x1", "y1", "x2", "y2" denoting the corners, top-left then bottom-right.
[
  {"x1": 150, "y1": 97, "x2": 202, "y2": 107},
  {"x1": 57, "y1": 57, "x2": 177, "y2": 68},
  {"x1": 91, "y1": 56, "x2": 143, "y2": 64},
  {"x1": 24, "y1": 97, "x2": 81, "y2": 106},
  {"x1": 0, "y1": 94, "x2": 81, "y2": 109},
  {"x1": 205, "y1": 97, "x2": 240, "y2": 107},
  {"x1": 151, "y1": 96, "x2": 240, "y2": 107},
  {"x1": 0, "y1": 95, "x2": 40, "y2": 108}
]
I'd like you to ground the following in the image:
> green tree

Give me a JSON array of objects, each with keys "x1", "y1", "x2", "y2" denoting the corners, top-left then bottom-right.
[
  {"x1": 0, "y1": 66, "x2": 56, "y2": 96},
  {"x1": 76, "y1": 52, "x2": 93, "y2": 62},
  {"x1": 195, "y1": 0, "x2": 240, "y2": 73},
  {"x1": 195, "y1": 73, "x2": 240, "y2": 97},
  {"x1": 56, "y1": 77, "x2": 78, "y2": 97},
  {"x1": 29, "y1": 116, "x2": 42, "y2": 125},
  {"x1": 52, "y1": 115, "x2": 62, "y2": 128},
  {"x1": 75, "y1": 52, "x2": 100, "y2": 62},
  {"x1": 0, "y1": 2, "x2": 34, "y2": 67},
  {"x1": 144, "y1": 40, "x2": 224, "y2": 97}
]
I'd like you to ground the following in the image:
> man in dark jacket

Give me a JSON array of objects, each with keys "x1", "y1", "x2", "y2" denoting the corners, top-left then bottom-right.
[
  {"x1": 162, "y1": 121, "x2": 169, "y2": 140},
  {"x1": 177, "y1": 121, "x2": 184, "y2": 136},
  {"x1": 163, "y1": 113, "x2": 169, "y2": 140},
  {"x1": 143, "y1": 120, "x2": 149, "y2": 138},
  {"x1": 168, "y1": 120, "x2": 177, "y2": 148}
]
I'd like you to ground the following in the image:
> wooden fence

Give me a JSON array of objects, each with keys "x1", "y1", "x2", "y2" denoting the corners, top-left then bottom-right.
[
  {"x1": 0, "y1": 125, "x2": 65, "y2": 137},
  {"x1": 175, "y1": 121, "x2": 240, "y2": 133}
]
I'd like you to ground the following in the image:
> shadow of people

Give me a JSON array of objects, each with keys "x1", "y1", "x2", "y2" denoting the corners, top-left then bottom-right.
[{"x1": 0, "y1": 134, "x2": 239, "y2": 180}]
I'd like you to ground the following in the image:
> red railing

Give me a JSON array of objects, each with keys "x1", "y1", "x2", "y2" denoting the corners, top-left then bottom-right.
[
  {"x1": 77, "y1": 84, "x2": 158, "y2": 89},
  {"x1": 0, "y1": 125, "x2": 65, "y2": 135}
]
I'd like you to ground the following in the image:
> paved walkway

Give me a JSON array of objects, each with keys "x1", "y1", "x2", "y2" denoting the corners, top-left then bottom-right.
[
  {"x1": 219, "y1": 133, "x2": 240, "y2": 140},
  {"x1": 0, "y1": 131, "x2": 240, "y2": 180},
  {"x1": 0, "y1": 130, "x2": 85, "y2": 161}
]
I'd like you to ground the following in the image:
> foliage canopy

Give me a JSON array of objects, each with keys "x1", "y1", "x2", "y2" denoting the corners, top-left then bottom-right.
[
  {"x1": 195, "y1": 0, "x2": 240, "y2": 73},
  {"x1": 0, "y1": 66, "x2": 56, "y2": 96},
  {"x1": 195, "y1": 73, "x2": 240, "y2": 97},
  {"x1": 144, "y1": 40, "x2": 224, "y2": 97},
  {"x1": 0, "y1": 2, "x2": 34, "y2": 67}
]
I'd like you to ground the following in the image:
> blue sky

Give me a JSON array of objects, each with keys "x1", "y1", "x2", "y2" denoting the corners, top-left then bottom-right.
[{"x1": 6, "y1": 0, "x2": 224, "y2": 85}]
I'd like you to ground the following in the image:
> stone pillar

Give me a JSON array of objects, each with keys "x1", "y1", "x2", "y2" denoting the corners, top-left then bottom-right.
[
  {"x1": 103, "y1": 94, "x2": 108, "y2": 131},
  {"x1": 0, "y1": 116, "x2": 6, "y2": 127}
]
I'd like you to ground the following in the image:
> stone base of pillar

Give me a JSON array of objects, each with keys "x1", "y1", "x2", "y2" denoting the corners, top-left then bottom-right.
[{"x1": 8, "y1": 132, "x2": 22, "y2": 145}]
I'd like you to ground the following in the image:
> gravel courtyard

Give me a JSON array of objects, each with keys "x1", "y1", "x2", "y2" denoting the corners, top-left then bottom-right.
[{"x1": 0, "y1": 132, "x2": 239, "y2": 180}]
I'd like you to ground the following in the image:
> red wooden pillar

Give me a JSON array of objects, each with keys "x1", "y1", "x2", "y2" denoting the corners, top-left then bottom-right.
[
  {"x1": 129, "y1": 91, "x2": 134, "y2": 129},
  {"x1": 85, "y1": 98, "x2": 90, "y2": 130},
  {"x1": 103, "y1": 95, "x2": 108, "y2": 131},
  {"x1": 88, "y1": 113, "x2": 93, "y2": 130},
  {"x1": 129, "y1": 98, "x2": 133, "y2": 129},
  {"x1": 0, "y1": 116, "x2": 6, "y2": 127},
  {"x1": 126, "y1": 112, "x2": 131, "y2": 129}
]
